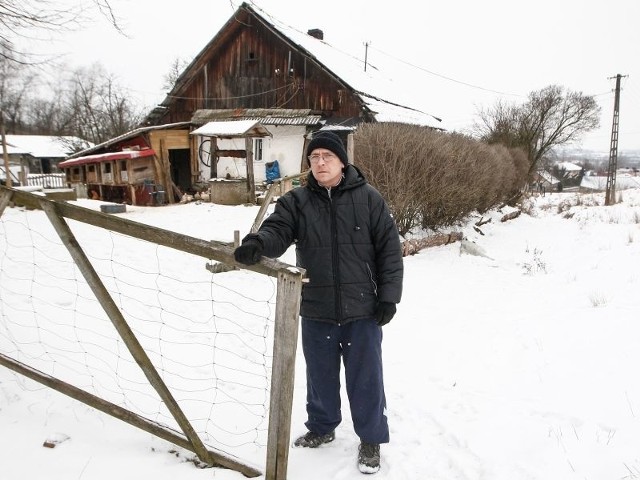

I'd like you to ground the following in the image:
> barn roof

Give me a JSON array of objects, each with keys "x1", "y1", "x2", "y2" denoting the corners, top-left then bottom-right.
[
  {"x1": 65, "y1": 122, "x2": 190, "y2": 160},
  {"x1": 158, "y1": 3, "x2": 441, "y2": 129},
  {"x1": 245, "y1": 5, "x2": 441, "y2": 127}
]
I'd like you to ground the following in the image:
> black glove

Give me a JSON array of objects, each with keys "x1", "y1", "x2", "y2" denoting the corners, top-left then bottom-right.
[
  {"x1": 234, "y1": 239, "x2": 263, "y2": 265},
  {"x1": 375, "y1": 302, "x2": 396, "y2": 326}
]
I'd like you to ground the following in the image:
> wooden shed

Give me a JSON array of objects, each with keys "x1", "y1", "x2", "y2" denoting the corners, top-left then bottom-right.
[
  {"x1": 190, "y1": 120, "x2": 272, "y2": 204},
  {"x1": 58, "y1": 123, "x2": 192, "y2": 206}
]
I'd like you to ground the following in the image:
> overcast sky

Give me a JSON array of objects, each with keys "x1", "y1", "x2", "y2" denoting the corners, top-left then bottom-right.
[{"x1": 32, "y1": 0, "x2": 640, "y2": 152}]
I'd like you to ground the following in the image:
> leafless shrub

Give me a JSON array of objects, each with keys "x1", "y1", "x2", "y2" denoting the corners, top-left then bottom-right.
[
  {"x1": 589, "y1": 292, "x2": 609, "y2": 308},
  {"x1": 519, "y1": 197, "x2": 537, "y2": 217},
  {"x1": 557, "y1": 198, "x2": 574, "y2": 214},
  {"x1": 354, "y1": 123, "x2": 529, "y2": 234},
  {"x1": 522, "y1": 246, "x2": 547, "y2": 275}
]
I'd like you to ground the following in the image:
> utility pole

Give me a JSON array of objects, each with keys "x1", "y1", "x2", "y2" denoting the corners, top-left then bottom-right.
[
  {"x1": 363, "y1": 41, "x2": 370, "y2": 72},
  {"x1": 1, "y1": 109, "x2": 11, "y2": 188},
  {"x1": 605, "y1": 74, "x2": 626, "y2": 206}
]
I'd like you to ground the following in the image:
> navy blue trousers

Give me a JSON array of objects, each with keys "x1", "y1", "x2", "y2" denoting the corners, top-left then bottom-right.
[{"x1": 301, "y1": 317, "x2": 389, "y2": 444}]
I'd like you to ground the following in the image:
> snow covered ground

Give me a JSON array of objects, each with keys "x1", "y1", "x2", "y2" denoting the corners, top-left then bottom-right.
[{"x1": 1, "y1": 188, "x2": 640, "y2": 480}]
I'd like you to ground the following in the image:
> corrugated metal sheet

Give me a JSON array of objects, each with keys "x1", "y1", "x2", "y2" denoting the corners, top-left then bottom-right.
[{"x1": 191, "y1": 109, "x2": 322, "y2": 126}]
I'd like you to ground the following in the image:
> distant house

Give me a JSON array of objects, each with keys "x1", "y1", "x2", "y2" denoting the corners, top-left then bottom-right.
[
  {"x1": 555, "y1": 161, "x2": 583, "y2": 177},
  {"x1": 580, "y1": 174, "x2": 640, "y2": 192},
  {"x1": 66, "y1": 2, "x2": 441, "y2": 204},
  {"x1": 4, "y1": 135, "x2": 91, "y2": 174},
  {"x1": 552, "y1": 161, "x2": 584, "y2": 190},
  {"x1": 531, "y1": 170, "x2": 560, "y2": 192},
  {"x1": 1, "y1": 134, "x2": 91, "y2": 188}
]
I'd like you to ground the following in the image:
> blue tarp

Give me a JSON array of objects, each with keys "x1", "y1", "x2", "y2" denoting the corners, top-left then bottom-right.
[{"x1": 265, "y1": 160, "x2": 280, "y2": 184}]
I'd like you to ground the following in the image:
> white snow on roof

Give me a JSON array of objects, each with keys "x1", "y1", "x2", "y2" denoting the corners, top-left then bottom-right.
[
  {"x1": 4, "y1": 135, "x2": 92, "y2": 158},
  {"x1": 190, "y1": 120, "x2": 272, "y2": 137},
  {"x1": 537, "y1": 170, "x2": 560, "y2": 185},
  {"x1": 557, "y1": 161, "x2": 583, "y2": 172},
  {"x1": 581, "y1": 175, "x2": 640, "y2": 190},
  {"x1": 255, "y1": 7, "x2": 442, "y2": 128}
]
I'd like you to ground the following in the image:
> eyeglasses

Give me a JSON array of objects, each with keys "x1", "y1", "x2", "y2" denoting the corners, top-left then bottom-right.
[{"x1": 308, "y1": 153, "x2": 338, "y2": 164}]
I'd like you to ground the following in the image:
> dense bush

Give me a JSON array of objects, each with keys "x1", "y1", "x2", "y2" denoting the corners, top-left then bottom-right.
[{"x1": 354, "y1": 123, "x2": 529, "y2": 235}]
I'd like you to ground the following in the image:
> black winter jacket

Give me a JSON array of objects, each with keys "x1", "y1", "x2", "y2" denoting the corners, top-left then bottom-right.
[{"x1": 244, "y1": 164, "x2": 403, "y2": 324}]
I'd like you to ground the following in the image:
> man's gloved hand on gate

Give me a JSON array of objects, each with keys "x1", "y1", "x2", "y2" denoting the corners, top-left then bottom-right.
[{"x1": 233, "y1": 239, "x2": 263, "y2": 265}]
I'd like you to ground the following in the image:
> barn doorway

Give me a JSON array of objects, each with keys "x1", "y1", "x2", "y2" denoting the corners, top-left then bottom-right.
[{"x1": 169, "y1": 149, "x2": 191, "y2": 193}]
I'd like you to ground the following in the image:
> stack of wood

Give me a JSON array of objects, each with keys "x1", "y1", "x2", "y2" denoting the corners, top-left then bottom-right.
[{"x1": 401, "y1": 231, "x2": 463, "y2": 257}]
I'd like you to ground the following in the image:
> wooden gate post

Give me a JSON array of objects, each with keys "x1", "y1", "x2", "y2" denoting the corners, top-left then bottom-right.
[{"x1": 265, "y1": 268, "x2": 304, "y2": 480}]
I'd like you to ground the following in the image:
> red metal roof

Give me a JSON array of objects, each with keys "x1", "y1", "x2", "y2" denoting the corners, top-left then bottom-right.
[{"x1": 58, "y1": 148, "x2": 156, "y2": 168}]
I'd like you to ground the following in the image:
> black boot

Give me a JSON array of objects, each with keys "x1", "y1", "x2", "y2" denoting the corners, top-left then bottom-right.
[
  {"x1": 293, "y1": 430, "x2": 335, "y2": 448},
  {"x1": 357, "y1": 442, "x2": 380, "y2": 474}
]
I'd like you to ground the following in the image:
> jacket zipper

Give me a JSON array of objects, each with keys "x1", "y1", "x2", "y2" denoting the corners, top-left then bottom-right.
[{"x1": 327, "y1": 187, "x2": 342, "y2": 323}]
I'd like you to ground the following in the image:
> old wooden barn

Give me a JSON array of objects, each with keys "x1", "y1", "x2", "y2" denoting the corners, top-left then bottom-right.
[{"x1": 60, "y1": 2, "x2": 440, "y2": 205}]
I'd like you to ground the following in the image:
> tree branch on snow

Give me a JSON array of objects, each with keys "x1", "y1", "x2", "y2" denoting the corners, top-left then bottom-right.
[{"x1": 401, "y1": 231, "x2": 463, "y2": 256}]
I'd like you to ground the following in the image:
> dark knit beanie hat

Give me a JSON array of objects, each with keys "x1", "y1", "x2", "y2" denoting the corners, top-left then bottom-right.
[{"x1": 306, "y1": 131, "x2": 349, "y2": 166}]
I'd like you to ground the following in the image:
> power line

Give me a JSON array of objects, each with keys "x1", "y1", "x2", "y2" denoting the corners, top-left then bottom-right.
[
  {"x1": 164, "y1": 82, "x2": 297, "y2": 102},
  {"x1": 368, "y1": 45, "x2": 525, "y2": 98}
]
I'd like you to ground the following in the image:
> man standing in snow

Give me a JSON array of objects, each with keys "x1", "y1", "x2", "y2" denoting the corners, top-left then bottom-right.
[{"x1": 233, "y1": 130, "x2": 403, "y2": 474}]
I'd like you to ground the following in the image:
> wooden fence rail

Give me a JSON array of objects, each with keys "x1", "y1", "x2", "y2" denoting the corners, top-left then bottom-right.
[
  {"x1": 0, "y1": 185, "x2": 305, "y2": 480},
  {"x1": 26, "y1": 173, "x2": 66, "y2": 188}
]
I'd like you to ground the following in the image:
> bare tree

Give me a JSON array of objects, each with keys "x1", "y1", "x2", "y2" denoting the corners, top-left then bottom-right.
[
  {"x1": 0, "y1": 0, "x2": 122, "y2": 65},
  {"x1": 2, "y1": 57, "x2": 144, "y2": 143},
  {"x1": 162, "y1": 57, "x2": 190, "y2": 91},
  {"x1": 474, "y1": 85, "x2": 601, "y2": 178},
  {"x1": 59, "y1": 64, "x2": 144, "y2": 144},
  {"x1": 0, "y1": 49, "x2": 36, "y2": 132}
]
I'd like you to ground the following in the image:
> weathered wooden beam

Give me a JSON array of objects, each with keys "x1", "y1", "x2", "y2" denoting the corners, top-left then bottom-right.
[
  {"x1": 251, "y1": 184, "x2": 278, "y2": 233},
  {"x1": 215, "y1": 149, "x2": 246, "y2": 158},
  {"x1": 250, "y1": 170, "x2": 308, "y2": 234},
  {"x1": 245, "y1": 137, "x2": 256, "y2": 204},
  {"x1": 0, "y1": 353, "x2": 261, "y2": 478},
  {"x1": 0, "y1": 186, "x2": 300, "y2": 279},
  {"x1": 0, "y1": 188, "x2": 13, "y2": 217},
  {"x1": 265, "y1": 269, "x2": 303, "y2": 480},
  {"x1": 500, "y1": 210, "x2": 521, "y2": 222}
]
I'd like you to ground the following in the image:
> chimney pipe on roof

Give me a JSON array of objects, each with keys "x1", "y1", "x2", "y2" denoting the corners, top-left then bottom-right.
[{"x1": 307, "y1": 29, "x2": 324, "y2": 40}]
